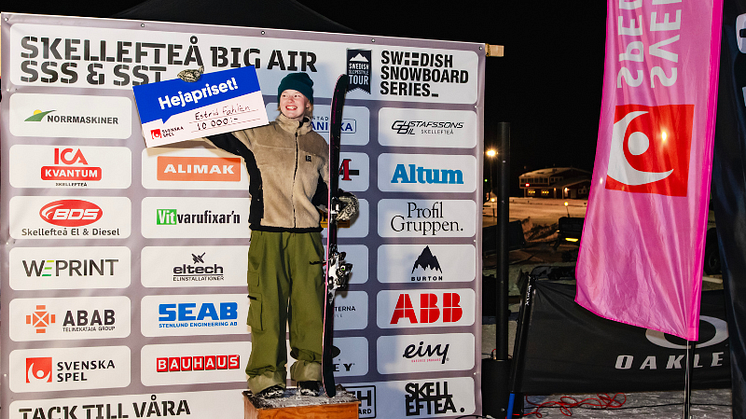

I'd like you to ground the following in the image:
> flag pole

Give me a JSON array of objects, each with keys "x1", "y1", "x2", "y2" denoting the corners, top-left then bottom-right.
[{"x1": 683, "y1": 340, "x2": 695, "y2": 419}]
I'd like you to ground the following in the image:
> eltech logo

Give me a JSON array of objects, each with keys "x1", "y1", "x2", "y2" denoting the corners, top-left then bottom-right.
[
  {"x1": 39, "y1": 200, "x2": 102, "y2": 227},
  {"x1": 26, "y1": 305, "x2": 56, "y2": 334},
  {"x1": 26, "y1": 358, "x2": 53, "y2": 383},
  {"x1": 156, "y1": 354, "x2": 240, "y2": 372},
  {"x1": 606, "y1": 104, "x2": 694, "y2": 196},
  {"x1": 157, "y1": 156, "x2": 241, "y2": 182}
]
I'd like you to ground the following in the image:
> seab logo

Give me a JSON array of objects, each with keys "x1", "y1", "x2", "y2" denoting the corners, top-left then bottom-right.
[
  {"x1": 39, "y1": 200, "x2": 102, "y2": 227},
  {"x1": 26, "y1": 357, "x2": 53, "y2": 383},
  {"x1": 606, "y1": 104, "x2": 694, "y2": 196}
]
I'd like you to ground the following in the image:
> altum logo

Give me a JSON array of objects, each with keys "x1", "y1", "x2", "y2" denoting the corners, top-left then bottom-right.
[
  {"x1": 26, "y1": 357, "x2": 53, "y2": 383},
  {"x1": 391, "y1": 163, "x2": 463, "y2": 185},
  {"x1": 606, "y1": 104, "x2": 694, "y2": 196}
]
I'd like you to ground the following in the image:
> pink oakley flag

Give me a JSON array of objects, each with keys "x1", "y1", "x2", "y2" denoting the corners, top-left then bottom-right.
[{"x1": 576, "y1": 0, "x2": 723, "y2": 340}]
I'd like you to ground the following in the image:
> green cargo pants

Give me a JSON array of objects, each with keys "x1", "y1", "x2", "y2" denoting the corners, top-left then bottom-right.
[{"x1": 245, "y1": 230, "x2": 325, "y2": 394}]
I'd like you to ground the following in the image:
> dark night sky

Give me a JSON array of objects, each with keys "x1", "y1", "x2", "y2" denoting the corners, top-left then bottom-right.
[{"x1": 4, "y1": 0, "x2": 608, "y2": 195}]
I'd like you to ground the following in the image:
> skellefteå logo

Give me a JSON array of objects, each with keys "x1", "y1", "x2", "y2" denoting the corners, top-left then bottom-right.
[{"x1": 606, "y1": 104, "x2": 694, "y2": 196}]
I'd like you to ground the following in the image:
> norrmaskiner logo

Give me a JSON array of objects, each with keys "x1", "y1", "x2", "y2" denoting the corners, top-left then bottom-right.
[{"x1": 24, "y1": 109, "x2": 120, "y2": 125}]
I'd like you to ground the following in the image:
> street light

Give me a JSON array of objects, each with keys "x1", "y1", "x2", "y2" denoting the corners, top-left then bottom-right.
[{"x1": 486, "y1": 149, "x2": 497, "y2": 204}]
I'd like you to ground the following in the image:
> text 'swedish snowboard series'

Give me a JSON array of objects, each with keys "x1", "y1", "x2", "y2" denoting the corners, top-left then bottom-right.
[{"x1": 322, "y1": 75, "x2": 352, "y2": 397}]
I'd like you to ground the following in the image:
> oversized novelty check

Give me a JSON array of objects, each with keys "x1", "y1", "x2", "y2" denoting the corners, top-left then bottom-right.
[{"x1": 133, "y1": 66, "x2": 268, "y2": 147}]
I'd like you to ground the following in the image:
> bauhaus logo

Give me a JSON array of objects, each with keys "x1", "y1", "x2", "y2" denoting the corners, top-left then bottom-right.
[
  {"x1": 157, "y1": 156, "x2": 241, "y2": 182},
  {"x1": 606, "y1": 104, "x2": 694, "y2": 196},
  {"x1": 40, "y1": 200, "x2": 102, "y2": 227},
  {"x1": 156, "y1": 354, "x2": 240, "y2": 372}
]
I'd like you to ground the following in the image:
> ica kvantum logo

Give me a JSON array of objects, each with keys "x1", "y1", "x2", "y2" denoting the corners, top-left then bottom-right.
[{"x1": 606, "y1": 104, "x2": 694, "y2": 196}]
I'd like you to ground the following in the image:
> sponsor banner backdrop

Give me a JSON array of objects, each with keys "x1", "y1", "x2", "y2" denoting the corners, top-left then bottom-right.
[
  {"x1": 575, "y1": 0, "x2": 724, "y2": 340},
  {"x1": 1, "y1": 12, "x2": 484, "y2": 419}
]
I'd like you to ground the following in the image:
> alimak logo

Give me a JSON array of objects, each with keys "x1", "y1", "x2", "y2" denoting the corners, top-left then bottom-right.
[
  {"x1": 26, "y1": 305, "x2": 56, "y2": 334},
  {"x1": 606, "y1": 104, "x2": 694, "y2": 196},
  {"x1": 157, "y1": 156, "x2": 241, "y2": 182},
  {"x1": 25, "y1": 110, "x2": 55, "y2": 122},
  {"x1": 39, "y1": 200, "x2": 103, "y2": 227},
  {"x1": 26, "y1": 357, "x2": 53, "y2": 383}
]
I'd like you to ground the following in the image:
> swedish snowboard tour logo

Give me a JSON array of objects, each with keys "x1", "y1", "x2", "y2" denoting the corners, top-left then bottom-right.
[
  {"x1": 347, "y1": 49, "x2": 372, "y2": 93},
  {"x1": 25, "y1": 110, "x2": 55, "y2": 122}
]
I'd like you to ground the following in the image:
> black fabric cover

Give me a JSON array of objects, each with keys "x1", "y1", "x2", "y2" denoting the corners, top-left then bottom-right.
[
  {"x1": 515, "y1": 281, "x2": 730, "y2": 394},
  {"x1": 714, "y1": 1, "x2": 746, "y2": 417},
  {"x1": 112, "y1": 0, "x2": 354, "y2": 33}
]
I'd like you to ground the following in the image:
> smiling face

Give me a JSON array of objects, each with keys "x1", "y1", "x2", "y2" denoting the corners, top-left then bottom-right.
[{"x1": 279, "y1": 89, "x2": 310, "y2": 121}]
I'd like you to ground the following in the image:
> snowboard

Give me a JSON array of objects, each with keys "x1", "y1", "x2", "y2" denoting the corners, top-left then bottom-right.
[{"x1": 322, "y1": 74, "x2": 352, "y2": 398}]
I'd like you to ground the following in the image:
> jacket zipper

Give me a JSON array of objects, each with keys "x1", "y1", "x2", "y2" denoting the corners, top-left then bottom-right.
[{"x1": 291, "y1": 130, "x2": 299, "y2": 228}]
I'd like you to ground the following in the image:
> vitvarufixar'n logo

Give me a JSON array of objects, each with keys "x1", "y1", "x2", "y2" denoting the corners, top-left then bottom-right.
[
  {"x1": 25, "y1": 110, "x2": 55, "y2": 122},
  {"x1": 605, "y1": 104, "x2": 694, "y2": 196}
]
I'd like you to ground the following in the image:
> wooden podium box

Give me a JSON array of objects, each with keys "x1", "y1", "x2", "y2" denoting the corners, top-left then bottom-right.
[{"x1": 244, "y1": 389, "x2": 360, "y2": 419}]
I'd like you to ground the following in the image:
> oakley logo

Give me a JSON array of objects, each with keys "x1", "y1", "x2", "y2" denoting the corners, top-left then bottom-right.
[{"x1": 645, "y1": 316, "x2": 728, "y2": 349}]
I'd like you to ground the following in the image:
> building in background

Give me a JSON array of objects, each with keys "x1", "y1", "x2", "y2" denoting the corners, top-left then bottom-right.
[{"x1": 519, "y1": 167, "x2": 591, "y2": 199}]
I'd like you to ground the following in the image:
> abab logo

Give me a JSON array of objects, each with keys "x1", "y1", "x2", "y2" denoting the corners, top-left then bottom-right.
[
  {"x1": 26, "y1": 305, "x2": 56, "y2": 333},
  {"x1": 606, "y1": 104, "x2": 694, "y2": 196},
  {"x1": 26, "y1": 357, "x2": 53, "y2": 383}
]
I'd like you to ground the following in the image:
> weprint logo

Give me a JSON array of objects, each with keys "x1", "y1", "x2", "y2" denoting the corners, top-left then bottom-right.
[
  {"x1": 39, "y1": 200, "x2": 102, "y2": 227},
  {"x1": 156, "y1": 354, "x2": 240, "y2": 372},
  {"x1": 151, "y1": 129, "x2": 162, "y2": 139},
  {"x1": 605, "y1": 104, "x2": 694, "y2": 196},
  {"x1": 157, "y1": 156, "x2": 241, "y2": 182},
  {"x1": 22, "y1": 258, "x2": 119, "y2": 278},
  {"x1": 26, "y1": 358, "x2": 53, "y2": 383},
  {"x1": 156, "y1": 209, "x2": 240, "y2": 225},
  {"x1": 41, "y1": 148, "x2": 102, "y2": 182},
  {"x1": 25, "y1": 110, "x2": 55, "y2": 122},
  {"x1": 26, "y1": 305, "x2": 56, "y2": 334},
  {"x1": 411, "y1": 246, "x2": 443, "y2": 281},
  {"x1": 347, "y1": 49, "x2": 372, "y2": 93}
]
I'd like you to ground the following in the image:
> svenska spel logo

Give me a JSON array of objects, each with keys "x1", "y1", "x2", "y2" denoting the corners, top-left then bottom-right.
[
  {"x1": 605, "y1": 104, "x2": 694, "y2": 196},
  {"x1": 26, "y1": 357, "x2": 53, "y2": 383},
  {"x1": 151, "y1": 129, "x2": 162, "y2": 139}
]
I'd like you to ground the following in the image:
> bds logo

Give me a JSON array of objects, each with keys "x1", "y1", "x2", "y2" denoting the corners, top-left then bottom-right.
[
  {"x1": 606, "y1": 104, "x2": 694, "y2": 196},
  {"x1": 39, "y1": 199, "x2": 102, "y2": 227}
]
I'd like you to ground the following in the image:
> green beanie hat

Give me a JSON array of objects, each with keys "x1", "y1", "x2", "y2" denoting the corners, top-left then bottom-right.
[{"x1": 277, "y1": 73, "x2": 314, "y2": 104}]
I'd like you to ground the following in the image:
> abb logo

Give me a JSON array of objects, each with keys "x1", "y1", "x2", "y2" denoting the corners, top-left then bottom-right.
[
  {"x1": 156, "y1": 355, "x2": 240, "y2": 372},
  {"x1": 26, "y1": 304, "x2": 56, "y2": 333},
  {"x1": 390, "y1": 292, "x2": 463, "y2": 325},
  {"x1": 157, "y1": 156, "x2": 242, "y2": 182},
  {"x1": 39, "y1": 200, "x2": 102, "y2": 227},
  {"x1": 26, "y1": 357, "x2": 53, "y2": 383},
  {"x1": 606, "y1": 104, "x2": 694, "y2": 196}
]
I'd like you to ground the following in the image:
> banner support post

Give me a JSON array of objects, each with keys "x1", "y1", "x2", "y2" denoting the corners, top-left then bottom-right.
[{"x1": 683, "y1": 340, "x2": 695, "y2": 418}]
